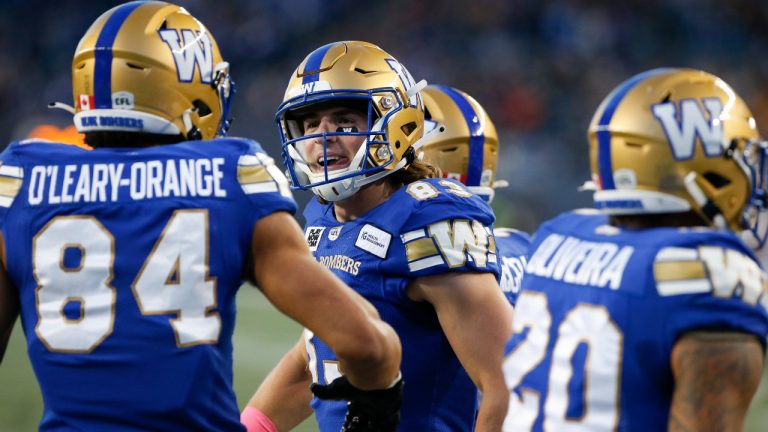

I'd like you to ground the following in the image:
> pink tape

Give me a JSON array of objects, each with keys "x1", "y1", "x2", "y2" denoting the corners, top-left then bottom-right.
[{"x1": 240, "y1": 407, "x2": 278, "y2": 432}]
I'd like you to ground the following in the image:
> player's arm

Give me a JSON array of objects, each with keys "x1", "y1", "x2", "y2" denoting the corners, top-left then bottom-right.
[
  {"x1": 242, "y1": 337, "x2": 313, "y2": 431},
  {"x1": 248, "y1": 211, "x2": 401, "y2": 390},
  {"x1": 0, "y1": 233, "x2": 19, "y2": 364},
  {"x1": 408, "y1": 271, "x2": 514, "y2": 432},
  {"x1": 669, "y1": 330, "x2": 764, "y2": 432}
]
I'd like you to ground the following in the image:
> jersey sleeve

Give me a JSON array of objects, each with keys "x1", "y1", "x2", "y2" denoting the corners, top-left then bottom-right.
[
  {"x1": 398, "y1": 179, "x2": 500, "y2": 279},
  {"x1": 234, "y1": 140, "x2": 298, "y2": 221},
  {"x1": 494, "y1": 228, "x2": 532, "y2": 306},
  {"x1": 0, "y1": 142, "x2": 24, "y2": 224},
  {"x1": 652, "y1": 235, "x2": 768, "y2": 351}
]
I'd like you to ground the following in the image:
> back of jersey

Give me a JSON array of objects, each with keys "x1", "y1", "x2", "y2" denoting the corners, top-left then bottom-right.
[
  {"x1": 503, "y1": 211, "x2": 768, "y2": 431},
  {"x1": 0, "y1": 138, "x2": 295, "y2": 431}
]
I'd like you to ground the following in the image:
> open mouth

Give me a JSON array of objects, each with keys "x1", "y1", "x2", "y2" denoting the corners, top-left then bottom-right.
[{"x1": 313, "y1": 154, "x2": 350, "y2": 172}]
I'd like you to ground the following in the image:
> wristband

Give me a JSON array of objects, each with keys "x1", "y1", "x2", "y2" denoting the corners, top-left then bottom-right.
[{"x1": 240, "y1": 406, "x2": 278, "y2": 432}]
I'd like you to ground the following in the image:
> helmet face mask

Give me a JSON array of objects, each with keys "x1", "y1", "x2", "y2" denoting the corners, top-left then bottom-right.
[
  {"x1": 420, "y1": 85, "x2": 501, "y2": 203},
  {"x1": 740, "y1": 140, "x2": 768, "y2": 248},
  {"x1": 69, "y1": 1, "x2": 234, "y2": 141},
  {"x1": 588, "y1": 68, "x2": 766, "y2": 242},
  {"x1": 276, "y1": 41, "x2": 425, "y2": 202},
  {"x1": 278, "y1": 89, "x2": 401, "y2": 195}
]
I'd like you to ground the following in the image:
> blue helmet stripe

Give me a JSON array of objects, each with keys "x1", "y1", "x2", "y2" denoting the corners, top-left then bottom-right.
[
  {"x1": 93, "y1": 1, "x2": 144, "y2": 109},
  {"x1": 596, "y1": 68, "x2": 672, "y2": 189},
  {"x1": 434, "y1": 85, "x2": 485, "y2": 186},
  {"x1": 302, "y1": 43, "x2": 335, "y2": 85}
]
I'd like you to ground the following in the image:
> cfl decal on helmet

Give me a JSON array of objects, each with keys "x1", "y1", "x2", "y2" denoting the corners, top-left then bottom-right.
[
  {"x1": 159, "y1": 29, "x2": 214, "y2": 84},
  {"x1": 111, "y1": 91, "x2": 134, "y2": 110},
  {"x1": 651, "y1": 98, "x2": 724, "y2": 160}
]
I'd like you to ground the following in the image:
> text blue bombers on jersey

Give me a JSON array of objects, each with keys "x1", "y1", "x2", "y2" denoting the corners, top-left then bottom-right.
[
  {"x1": 302, "y1": 178, "x2": 500, "y2": 432},
  {"x1": 494, "y1": 227, "x2": 531, "y2": 306},
  {"x1": 502, "y1": 210, "x2": 768, "y2": 431},
  {"x1": 0, "y1": 137, "x2": 295, "y2": 431}
]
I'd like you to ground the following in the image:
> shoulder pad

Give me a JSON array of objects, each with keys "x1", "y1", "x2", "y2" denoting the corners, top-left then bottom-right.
[
  {"x1": 0, "y1": 145, "x2": 24, "y2": 210},
  {"x1": 654, "y1": 244, "x2": 766, "y2": 307},
  {"x1": 236, "y1": 151, "x2": 292, "y2": 198}
]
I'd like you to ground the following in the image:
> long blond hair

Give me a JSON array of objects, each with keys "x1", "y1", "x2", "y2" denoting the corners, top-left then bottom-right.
[{"x1": 387, "y1": 158, "x2": 441, "y2": 188}]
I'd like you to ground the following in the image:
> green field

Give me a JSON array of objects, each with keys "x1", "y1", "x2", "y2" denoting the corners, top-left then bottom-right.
[{"x1": 1, "y1": 286, "x2": 767, "y2": 431}]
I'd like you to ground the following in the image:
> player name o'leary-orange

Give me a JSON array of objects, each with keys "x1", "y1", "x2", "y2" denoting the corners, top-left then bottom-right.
[{"x1": 27, "y1": 158, "x2": 227, "y2": 205}]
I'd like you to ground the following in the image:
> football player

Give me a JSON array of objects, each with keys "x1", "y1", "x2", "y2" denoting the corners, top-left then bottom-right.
[
  {"x1": 241, "y1": 41, "x2": 514, "y2": 431},
  {"x1": 0, "y1": 3, "x2": 403, "y2": 431},
  {"x1": 503, "y1": 68, "x2": 768, "y2": 431},
  {"x1": 420, "y1": 84, "x2": 531, "y2": 306}
]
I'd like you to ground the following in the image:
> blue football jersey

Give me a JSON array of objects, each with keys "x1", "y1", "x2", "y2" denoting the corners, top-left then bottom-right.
[
  {"x1": 494, "y1": 227, "x2": 531, "y2": 306},
  {"x1": 503, "y1": 210, "x2": 768, "y2": 431},
  {"x1": 301, "y1": 178, "x2": 500, "y2": 432},
  {"x1": 0, "y1": 138, "x2": 296, "y2": 431}
]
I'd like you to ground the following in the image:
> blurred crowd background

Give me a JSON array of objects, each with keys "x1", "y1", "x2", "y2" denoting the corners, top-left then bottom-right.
[{"x1": 2, "y1": 0, "x2": 768, "y2": 231}]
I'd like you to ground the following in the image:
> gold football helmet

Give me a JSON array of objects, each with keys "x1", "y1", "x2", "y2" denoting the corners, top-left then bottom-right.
[
  {"x1": 66, "y1": 1, "x2": 234, "y2": 140},
  {"x1": 588, "y1": 68, "x2": 768, "y2": 245},
  {"x1": 420, "y1": 84, "x2": 502, "y2": 202},
  {"x1": 276, "y1": 41, "x2": 427, "y2": 201}
]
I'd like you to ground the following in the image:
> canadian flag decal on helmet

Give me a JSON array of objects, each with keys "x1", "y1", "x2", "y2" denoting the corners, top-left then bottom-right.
[
  {"x1": 159, "y1": 29, "x2": 214, "y2": 84},
  {"x1": 651, "y1": 98, "x2": 724, "y2": 160}
]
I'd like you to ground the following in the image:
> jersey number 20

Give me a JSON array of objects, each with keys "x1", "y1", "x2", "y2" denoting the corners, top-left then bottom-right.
[
  {"x1": 33, "y1": 210, "x2": 219, "y2": 353},
  {"x1": 504, "y1": 291, "x2": 622, "y2": 431}
]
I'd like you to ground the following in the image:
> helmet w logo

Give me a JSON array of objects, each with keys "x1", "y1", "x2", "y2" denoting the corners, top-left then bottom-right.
[
  {"x1": 159, "y1": 29, "x2": 213, "y2": 84},
  {"x1": 651, "y1": 98, "x2": 724, "y2": 160}
]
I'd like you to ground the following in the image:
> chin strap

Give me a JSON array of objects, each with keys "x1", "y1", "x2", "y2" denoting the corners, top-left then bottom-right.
[
  {"x1": 407, "y1": 79, "x2": 428, "y2": 100},
  {"x1": 48, "y1": 102, "x2": 76, "y2": 114},
  {"x1": 684, "y1": 171, "x2": 727, "y2": 229},
  {"x1": 578, "y1": 179, "x2": 598, "y2": 192},
  {"x1": 411, "y1": 123, "x2": 445, "y2": 152},
  {"x1": 182, "y1": 107, "x2": 202, "y2": 140}
]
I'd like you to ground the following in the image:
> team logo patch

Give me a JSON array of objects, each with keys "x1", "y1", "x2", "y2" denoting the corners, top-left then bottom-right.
[
  {"x1": 159, "y1": 28, "x2": 214, "y2": 84},
  {"x1": 112, "y1": 91, "x2": 134, "y2": 110},
  {"x1": 355, "y1": 224, "x2": 391, "y2": 259},
  {"x1": 328, "y1": 226, "x2": 342, "y2": 241},
  {"x1": 305, "y1": 227, "x2": 325, "y2": 251},
  {"x1": 651, "y1": 98, "x2": 724, "y2": 160},
  {"x1": 288, "y1": 80, "x2": 332, "y2": 98}
]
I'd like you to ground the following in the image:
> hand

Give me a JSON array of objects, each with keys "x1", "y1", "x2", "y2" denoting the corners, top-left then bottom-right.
[{"x1": 310, "y1": 375, "x2": 404, "y2": 432}]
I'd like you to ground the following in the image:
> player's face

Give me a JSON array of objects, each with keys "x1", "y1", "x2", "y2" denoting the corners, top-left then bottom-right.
[{"x1": 300, "y1": 107, "x2": 368, "y2": 173}]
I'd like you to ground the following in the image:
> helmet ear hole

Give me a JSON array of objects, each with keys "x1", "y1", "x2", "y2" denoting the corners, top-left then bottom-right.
[
  {"x1": 400, "y1": 122, "x2": 417, "y2": 137},
  {"x1": 702, "y1": 172, "x2": 731, "y2": 189},
  {"x1": 193, "y1": 100, "x2": 212, "y2": 117}
]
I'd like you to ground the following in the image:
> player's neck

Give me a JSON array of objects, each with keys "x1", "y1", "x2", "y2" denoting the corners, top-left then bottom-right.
[
  {"x1": 610, "y1": 211, "x2": 709, "y2": 229},
  {"x1": 333, "y1": 180, "x2": 394, "y2": 222}
]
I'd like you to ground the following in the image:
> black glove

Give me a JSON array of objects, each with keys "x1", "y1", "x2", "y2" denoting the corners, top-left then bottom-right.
[{"x1": 310, "y1": 375, "x2": 404, "y2": 432}]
